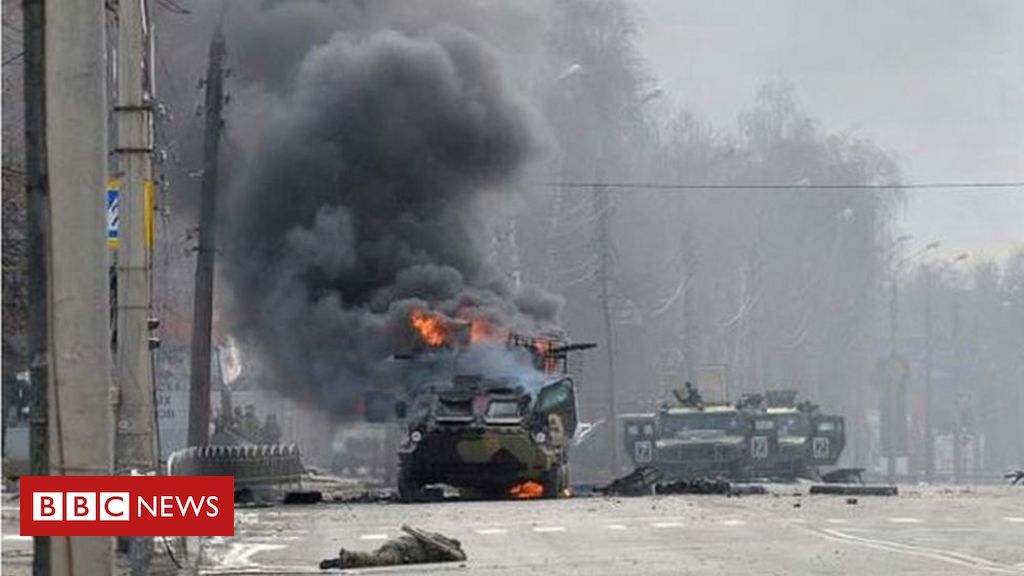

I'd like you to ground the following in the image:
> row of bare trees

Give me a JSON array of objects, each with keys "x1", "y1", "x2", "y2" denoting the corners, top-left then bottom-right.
[{"x1": 508, "y1": 0, "x2": 1020, "y2": 474}]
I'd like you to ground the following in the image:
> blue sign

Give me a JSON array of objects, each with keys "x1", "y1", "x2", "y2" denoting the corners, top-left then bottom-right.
[{"x1": 107, "y1": 183, "x2": 119, "y2": 247}]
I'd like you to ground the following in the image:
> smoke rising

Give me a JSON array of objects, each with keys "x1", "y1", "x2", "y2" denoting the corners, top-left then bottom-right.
[{"x1": 223, "y1": 25, "x2": 562, "y2": 413}]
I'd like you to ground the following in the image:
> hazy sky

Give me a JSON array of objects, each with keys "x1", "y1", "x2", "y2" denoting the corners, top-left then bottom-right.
[{"x1": 630, "y1": 0, "x2": 1024, "y2": 262}]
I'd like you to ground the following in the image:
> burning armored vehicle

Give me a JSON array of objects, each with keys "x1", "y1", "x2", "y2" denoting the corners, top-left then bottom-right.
[{"x1": 395, "y1": 311, "x2": 594, "y2": 501}]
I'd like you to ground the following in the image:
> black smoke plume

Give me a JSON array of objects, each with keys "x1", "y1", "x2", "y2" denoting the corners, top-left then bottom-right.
[{"x1": 223, "y1": 26, "x2": 561, "y2": 413}]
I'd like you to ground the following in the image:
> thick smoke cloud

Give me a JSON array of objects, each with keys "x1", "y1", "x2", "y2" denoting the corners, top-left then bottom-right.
[{"x1": 223, "y1": 26, "x2": 561, "y2": 413}]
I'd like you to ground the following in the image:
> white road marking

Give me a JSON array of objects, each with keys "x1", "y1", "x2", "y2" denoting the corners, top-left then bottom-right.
[
  {"x1": 532, "y1": 526, "x2": 565, "y2": 533},
  {"x1": 219, "y1": 543, "x2": 286, "y2": 568},
  {"x1": 886, "y1": 517, "x2": 924, "y2": 524},
  {"x1": 474, "y1": 528, "x2": 508, "y2": 535},
  {"x1": 1003, "y1": 517, "x2": 1024, "y2": 524},
  {"x1": 815, "y1": 528, "x2": 1017, "y2": 574},
  {"x1": 826, "y1": 518, "x2": 848, "y2": 524},
  {"x1": 719, "y1": 519, "x2": 747, "y2": 526},
  {"x1": 359, "y1": 533, "x2": 389, "y2": 540},
  {"x1": 606, "y1": 524, "x2": 628, "y2": 530},
  {"x1": 650, "y1": 521, "x2": 685, "y2": 529},
  {"x1": 3, "y1": 534, "x2": 31, "y2": 541}
]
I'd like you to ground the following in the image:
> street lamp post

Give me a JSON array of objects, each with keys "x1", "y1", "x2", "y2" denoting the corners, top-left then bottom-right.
[
  {"x1": 949, "y1": 252, "x2": 969, "y2": 484},
  {"x1": 888, "y1": 239, "x2": 938, "y2": 481},
  {"x1": 924, "y1": 251, "x2": 969, "y2": 482}
]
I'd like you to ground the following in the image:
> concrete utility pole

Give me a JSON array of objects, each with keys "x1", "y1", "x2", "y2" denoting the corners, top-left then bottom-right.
[
  {"x1": 188, "y1": 26, "x2": 226, "y2": 447},
  {"x1": 22, "y1": 0, "x2": 51, "y2": 571},
  {"x1": 114, "y1": 0, "x2": 159, "y2": 473},
  {"x1": 44, "y1": 0, "x2": 115, "y2": 572}
]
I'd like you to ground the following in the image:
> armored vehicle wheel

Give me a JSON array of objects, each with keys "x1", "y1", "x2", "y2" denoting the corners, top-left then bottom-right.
[
  {"x1": 795, "y1": 460, "x2": 815, "y2": 480},
  {"x1": 397, "y1": 466, "x2": 423, "y2": 503},
  {"x1": 541, "y1": 465, "x2": 568, "y2": 499}
]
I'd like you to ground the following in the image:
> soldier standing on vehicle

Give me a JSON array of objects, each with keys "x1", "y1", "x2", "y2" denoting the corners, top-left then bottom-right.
[
  {"x1": 319, "y1": 525, "x2": 467, "y2": 570},
  {"x1": 684, "y1": 381, "x2": 703, "y2": 407}
]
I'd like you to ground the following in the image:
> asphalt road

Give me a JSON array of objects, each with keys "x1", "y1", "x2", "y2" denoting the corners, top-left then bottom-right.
[
  {"x1": 4, "y1": 485, "x2": 1023, "y2": 575},
  {"x1": 198, "y1": 485, "x2": 1024, "y2": 576}
]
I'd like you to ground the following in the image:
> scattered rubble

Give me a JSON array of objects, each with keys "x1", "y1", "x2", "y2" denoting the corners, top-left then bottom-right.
[
  {"x1": 809, "y1": 484, "x2": 898, "y2": 496},
  {"x1": 655, "y1": 477, "x2": 734, "y2": 496},
  {"x1": 594, "y1": 466, "x2": 662, "y2": 496},
  {"x1": 821, "y1": 468, "x2": 865, "y2": 484},
  {"x1": 283, "y1": 490, "x2": 323, "y2": 504},
  {"x1": 329, "y1": 489, "x2": 397, "y2": 504},
  {"x1": 595, "y1": 466, "x2": 767, "y2": 497},
  {"x1": 1005, "y1": 469, "x2": 1023, "y2": 485}
]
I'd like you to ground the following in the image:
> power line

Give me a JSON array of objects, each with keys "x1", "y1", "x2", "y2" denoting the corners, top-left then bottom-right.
[{"x1": 543, "y1": 181, "x2": 1024, "y2": 191}]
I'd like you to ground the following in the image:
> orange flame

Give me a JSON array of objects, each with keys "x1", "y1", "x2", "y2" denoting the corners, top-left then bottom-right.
[
  {"x1": 508, "y1": 480, "x2": 544, "y2": 500},
  {"x1": 469, "y1": 318, "x2": 507, "y2": 344},
  {"x1": 534, "y1": 339, "x2": 557, "y2": 373},
  {"x1": 410, "y1": 309, "x2": 447, "y2": 347},
  {"x1": 456, "y1": 307, "x2": 508, "y2": 345}
]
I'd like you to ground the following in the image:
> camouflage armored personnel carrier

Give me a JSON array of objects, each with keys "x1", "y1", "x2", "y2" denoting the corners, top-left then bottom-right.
[
  {"x1": 395, "y1": 314, "x2": 594, "y2": 501},
  {"x1": 397, "y1": 372, "x2": 579, "y2": 501}
]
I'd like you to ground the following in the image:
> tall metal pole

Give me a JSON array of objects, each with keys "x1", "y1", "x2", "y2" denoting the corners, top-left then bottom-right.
[
  {"x1": 22, "y1": 0, "x2": 50, "y2": 571},
  {"x1": 923, "y1": 269, "x2": 935, "y2": 481},
  {"x1": 114, "y1": 0, "x2": 158, "y2": 473},
  {"x1": 951, "y1": 296, "x2": 962, "y2": 484},
  {"x1": 595, "y1": 185, "x2": 620, "y2": 475},
  {"x1": 886, "y1": 263, "x2": 899, "y2": 481},
  {"x1": 889, "y1": 274, "x2": 898, "y2": 352},
  {"x1": 188, "y1": 26, "x2": 225, "y2": 447},
  {"x1": 45, "y1": 0, "x2": 114, "y2": 571}
]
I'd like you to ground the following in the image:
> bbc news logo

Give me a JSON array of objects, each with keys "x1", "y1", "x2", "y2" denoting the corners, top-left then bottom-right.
[{"x1": 21, "y1": 476, "x2": 234, "y2": 536}]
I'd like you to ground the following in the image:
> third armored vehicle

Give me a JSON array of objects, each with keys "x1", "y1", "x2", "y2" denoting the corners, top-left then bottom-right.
[{"x1": 743, "y1": 391, "x2": 845, "y2": 480}]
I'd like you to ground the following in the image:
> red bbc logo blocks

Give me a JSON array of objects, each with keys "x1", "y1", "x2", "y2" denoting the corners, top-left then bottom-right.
[{"x1": 21, "y1": 476, "x2": 234, "y2": 536}]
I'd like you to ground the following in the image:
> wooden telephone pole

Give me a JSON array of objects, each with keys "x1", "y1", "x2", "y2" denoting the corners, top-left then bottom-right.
[{"x1": 188, "y1": 25, "x2": 226, "y2": 447}]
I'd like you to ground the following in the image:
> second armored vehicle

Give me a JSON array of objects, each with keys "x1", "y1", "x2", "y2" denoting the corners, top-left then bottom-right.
[{"x1": 648, "y1": 404, "x2": 748, "y2": 480}]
